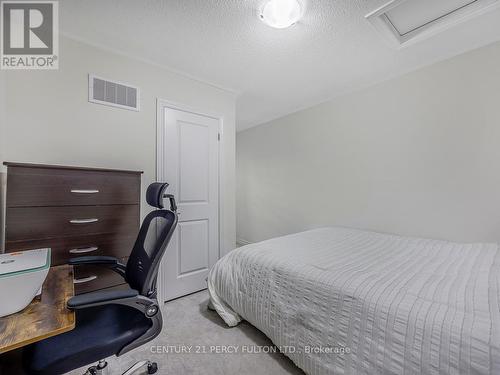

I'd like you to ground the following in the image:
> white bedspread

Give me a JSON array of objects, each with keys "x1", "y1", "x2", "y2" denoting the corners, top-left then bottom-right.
[{"x1": 207, "y1": 227, "x2": 500, "y2": 375}]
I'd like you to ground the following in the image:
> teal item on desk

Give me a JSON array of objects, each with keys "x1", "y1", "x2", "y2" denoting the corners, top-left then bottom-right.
[{"x1": 0, "y1": 248, "x2": 51, "y2": 317}]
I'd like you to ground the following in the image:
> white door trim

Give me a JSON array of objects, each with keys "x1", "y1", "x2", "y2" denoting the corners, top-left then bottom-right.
[{"x1": 155, "y1": 98, "x2": 224, "y2": 303}]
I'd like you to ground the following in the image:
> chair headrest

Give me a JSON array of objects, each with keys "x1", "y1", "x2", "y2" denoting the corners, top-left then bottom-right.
[{"x1": 146, "y1": 182, "x2": 169, "y2": 209}]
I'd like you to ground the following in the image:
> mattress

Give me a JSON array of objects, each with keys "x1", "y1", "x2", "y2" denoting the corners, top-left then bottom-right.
[{"x1": 207, "y1": 227, "x2": 500, "y2": 375}]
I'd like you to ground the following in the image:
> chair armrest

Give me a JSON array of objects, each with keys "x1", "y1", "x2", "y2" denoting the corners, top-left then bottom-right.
[
  {"x1": 67, "y1": 289, "x2": 139, "y2": 309},
  {"x1": 67, "y1": 288, "x2": 161, "y2": 332},
  {"x1": 69, "y1": 256, "x2": 127, "y2": 277},
  {"x1": 68, "y1": 255, "x2": 120, "y2": 265}
]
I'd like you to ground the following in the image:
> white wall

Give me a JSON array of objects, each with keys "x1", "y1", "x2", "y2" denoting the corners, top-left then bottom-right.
[
  {"x1": 0, "y1": 70, "x2": 5, "y2": 249},
  {"x1": 0, "y1": 36, "x2": 236, "y2": 254},
  {"x1": 237, "y1": 41, "x2": 500, "y2": 245}
]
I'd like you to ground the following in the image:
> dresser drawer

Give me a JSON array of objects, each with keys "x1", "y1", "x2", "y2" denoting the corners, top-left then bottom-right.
[
  {"x1": 4, "y1": 162, "x2": 142, "y2": 295},
  {"x1": 6, "y1": 205, "x2": 140, "y2": 242},
  {"x1": 74, "y1": 263, "x2": 128, "y2": 295},
  {"x1": 6, "y1": 165, "x2": 141, "y2": 207},
  {"x1": 5, "y1": 233, "x2": 137, "y2": 266}
]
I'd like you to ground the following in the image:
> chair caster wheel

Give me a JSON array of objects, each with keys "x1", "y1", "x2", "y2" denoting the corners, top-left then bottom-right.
[{"x1": 147, "y1": 362, "x2": 158, "y2": 374}]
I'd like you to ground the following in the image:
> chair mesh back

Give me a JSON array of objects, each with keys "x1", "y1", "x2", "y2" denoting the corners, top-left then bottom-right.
[{"x1": 125, "y1": 209, "x2": 177, "y2": 296}]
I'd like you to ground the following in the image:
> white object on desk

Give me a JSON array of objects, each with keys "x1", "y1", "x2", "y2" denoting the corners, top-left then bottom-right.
[{"x1": 0, "y1": 248, "x2": 51, "y2": 317}]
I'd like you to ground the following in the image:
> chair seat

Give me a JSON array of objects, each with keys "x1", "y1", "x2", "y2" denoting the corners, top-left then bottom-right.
[{"x1": 23, "y1": 304, "x2": 152, "y2": 375}]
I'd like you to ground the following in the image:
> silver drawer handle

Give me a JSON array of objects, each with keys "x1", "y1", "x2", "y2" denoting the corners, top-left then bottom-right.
[
  {"x1": 69, "y1": 246, "x2": 98, "y2": 254},
  {"x1": 71, "y1": 189, "x2": 99, "y2": 194},
  {"x1": 69, "y1": 218, "x2": 99, "y2": 224},
  {"x1": 73, "y1": 275, "x2": 97, "y2": 284}
]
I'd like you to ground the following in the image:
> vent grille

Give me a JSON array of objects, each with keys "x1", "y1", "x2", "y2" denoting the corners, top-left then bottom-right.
[{"x1": 88, "y1": 74, "x2": 140, "y2": 111}]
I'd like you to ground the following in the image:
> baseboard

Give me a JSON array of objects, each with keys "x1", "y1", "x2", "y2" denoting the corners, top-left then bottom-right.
[{"x1": 236, "y1": 238, "x2": 252, "y2": 247}]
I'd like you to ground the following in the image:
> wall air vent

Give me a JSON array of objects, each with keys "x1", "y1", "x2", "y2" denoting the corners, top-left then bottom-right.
[
  {"x1": 366, "y1": 0, "x2": 500, "y2": 48},
  {"x1": 88, "y1": 74, "x2": 140, "y2": 111}
]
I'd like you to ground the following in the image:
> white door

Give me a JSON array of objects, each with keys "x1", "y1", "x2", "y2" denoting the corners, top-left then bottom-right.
[{"x1": 158, "y1": 106, "x2": 219, "y2": 301}]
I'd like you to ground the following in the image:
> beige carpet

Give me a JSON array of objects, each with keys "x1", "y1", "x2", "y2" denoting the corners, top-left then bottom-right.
[{"x1": 66, "y1": 290, "x2": 304, "y2": 375}]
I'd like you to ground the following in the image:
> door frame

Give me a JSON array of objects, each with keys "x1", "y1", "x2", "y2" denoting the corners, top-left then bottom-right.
[{"x1": 155, "y1": 98, "x2": 225, "y2": 303}]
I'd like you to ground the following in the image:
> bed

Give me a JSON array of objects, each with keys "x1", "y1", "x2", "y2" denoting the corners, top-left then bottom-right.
[{"x1": 207, "y1": 227, "x2": 500, "y2": 375}]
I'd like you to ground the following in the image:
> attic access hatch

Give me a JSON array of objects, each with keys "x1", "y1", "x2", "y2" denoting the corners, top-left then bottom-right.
[{"x1": 366, "y1": 0, "x2": 500, "y2": 48}]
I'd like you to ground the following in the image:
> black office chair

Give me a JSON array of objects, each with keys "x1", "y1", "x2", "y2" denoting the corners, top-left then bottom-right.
[{"x1": 23, "y1": 182, "x2": 178, "y2": 375}]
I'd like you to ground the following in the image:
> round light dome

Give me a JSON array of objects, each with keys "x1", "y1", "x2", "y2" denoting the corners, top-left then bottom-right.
[{"x1": 260, "y1": 0, "x2": 302, "y2": 29}]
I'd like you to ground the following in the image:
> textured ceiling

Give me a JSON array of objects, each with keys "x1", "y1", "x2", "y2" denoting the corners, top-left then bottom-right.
[{"x1": 60, "y1": 0, "x2": 500, "y2": 131}]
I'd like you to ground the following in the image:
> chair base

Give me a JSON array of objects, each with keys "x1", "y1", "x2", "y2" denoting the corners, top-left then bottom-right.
[
  {"x1": 122, "y1": 360, "x2": 158, "y2": 375},
  {"x1": 83, "y1": 360, "x2": 109, "y2": 375},
  {"x1": 83, "y1": 359, "x2": 158, "y2": 375}
]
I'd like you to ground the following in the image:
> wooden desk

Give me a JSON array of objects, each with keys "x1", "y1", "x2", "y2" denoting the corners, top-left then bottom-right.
[{"x1": 0, "y1": 265, "x2": 75, "y2": 354}]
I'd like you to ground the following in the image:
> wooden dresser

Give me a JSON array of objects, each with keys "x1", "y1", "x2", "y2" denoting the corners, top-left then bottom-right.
[{"x1": 3, "y1": 162, "x2": 142, "y2": 294}]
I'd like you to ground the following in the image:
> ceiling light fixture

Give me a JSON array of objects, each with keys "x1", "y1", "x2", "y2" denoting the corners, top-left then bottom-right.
[{"x1": 260, "y1": 0, "x2": 302, "y2": 29}]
